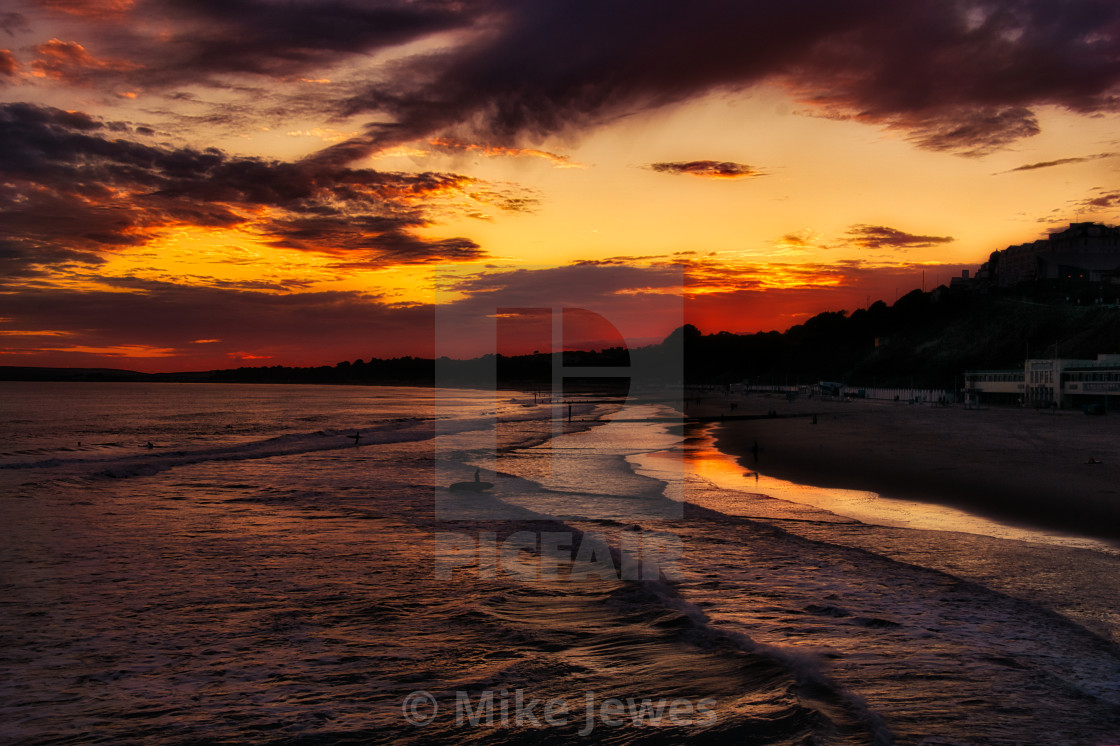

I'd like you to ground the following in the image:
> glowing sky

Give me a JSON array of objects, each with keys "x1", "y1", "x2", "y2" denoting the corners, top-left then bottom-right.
[{"x1": 2, "y1": 0, "x2": 1119, "y2": 371}]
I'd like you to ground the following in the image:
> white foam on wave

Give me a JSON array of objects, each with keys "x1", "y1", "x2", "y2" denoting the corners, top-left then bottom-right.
[{"x1": 2, "y1": 409, "x2": 562, "y2": 484}]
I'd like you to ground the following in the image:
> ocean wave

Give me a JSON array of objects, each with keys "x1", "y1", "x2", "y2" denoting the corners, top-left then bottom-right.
[{"x1": 0, "y1": 411, "x2": 559, "y2": 482}]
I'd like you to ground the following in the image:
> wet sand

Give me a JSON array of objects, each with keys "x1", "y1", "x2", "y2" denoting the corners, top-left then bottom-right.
[
  {"x1": 683, "y1": 393, "x2": 1120, "y2": 542},
  {"x1": 636, "y1": 427, "x2": 1120, "y2": 645}
]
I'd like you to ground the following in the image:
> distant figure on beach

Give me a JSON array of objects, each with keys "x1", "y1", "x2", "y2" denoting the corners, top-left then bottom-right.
[
  {"x1": 350, "y1": 431, "x2": 361, "y2": 445},
  {"x1": 450, "y1": 468, "x2": 493, "y2": 492},
  {"x1": 145, "y1": 441, "x2": 154, "y2": 449}
]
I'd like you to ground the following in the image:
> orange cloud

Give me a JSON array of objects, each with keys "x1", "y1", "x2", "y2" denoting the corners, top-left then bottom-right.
[
  {"x1": 1, "y1": 343, "x2": 177, "y2": 357},
  {"x1": 0, "y1": 329, "x2": 73, "y2": 336},
  {"x1": 0, "y1": 50, "x2": 20, "y2": 79},
  {"x1": 30, "y1": 39, "x2": 138, "y2": 84}
]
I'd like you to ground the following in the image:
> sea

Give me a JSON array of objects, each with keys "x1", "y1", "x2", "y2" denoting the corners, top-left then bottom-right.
[{"x1": 2, "y1": 382, "x2": 1119, "y2": 745}]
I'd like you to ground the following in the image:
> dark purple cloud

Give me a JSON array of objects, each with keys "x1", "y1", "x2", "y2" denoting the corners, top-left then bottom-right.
[
  {"x1": 1084, "y1": 190, "x2": 1120, "y2": 209},
  {"x1": 895, "y1": 107, "x2": 1042, "y2": 157},
  {"x1": 329, "y1": 0, "x2": 1120, "y2": 157},
  {"x1": 26, "y1": 0, "x2": 474, "y2": 87},
  {"x1": 0, "y1": 12, "x2": 28, "y2": 36},
  {"x1": 648, "y1": 161, "x2": 764, "y2": 179},
  {"x1": 16, "y1": 1, "x2": 1120, "y2": 157},
  {"x1": 154, "y1": 0, "x2": 467, "y2": 80},
  {"x1": 844, "y1": 225, "x2": 955, "y2": 250}
]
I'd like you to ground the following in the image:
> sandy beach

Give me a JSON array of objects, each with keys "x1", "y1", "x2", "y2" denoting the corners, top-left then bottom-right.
[{"x1": 685, "y1": 393, "x2": 1120, "y2": 542}]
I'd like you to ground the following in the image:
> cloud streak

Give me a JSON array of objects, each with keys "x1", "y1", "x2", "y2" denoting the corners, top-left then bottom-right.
[
  {"x1": 1001, "y1": 152, "x2": 1119, "y2": 173},
  {"x1": 648, "y1": 160, "x2": 764, "y2": 179},
  {"x1": 428, "y1": 138, "x2": 586, "y2": 168},
  {"x1": 843, "y1": 225, "x2": 955, "y2": 251}
]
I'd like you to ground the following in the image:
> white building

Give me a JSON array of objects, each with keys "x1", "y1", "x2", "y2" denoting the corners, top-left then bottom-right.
[{"x1": 966, "y1": 354, "x2": 1120, "y2": 409}]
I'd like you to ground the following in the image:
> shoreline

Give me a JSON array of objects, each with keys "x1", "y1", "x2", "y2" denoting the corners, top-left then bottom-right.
[
  {"x1": 656, "y1": 412, "x2": 1120, "y2": 647},
  {"x1": 687, "y1": 394, "x2": 1120, "y2": 543}
]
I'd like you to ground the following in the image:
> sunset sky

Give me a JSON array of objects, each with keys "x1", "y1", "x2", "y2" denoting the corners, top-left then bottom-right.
[{"x1": 2, "y1": 0, "x2": 1120, "y2": 371}]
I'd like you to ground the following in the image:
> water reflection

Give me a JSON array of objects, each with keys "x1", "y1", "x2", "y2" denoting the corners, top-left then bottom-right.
[{"x1": 633, "y1": 426, "x2": 1120, "y2": 555}]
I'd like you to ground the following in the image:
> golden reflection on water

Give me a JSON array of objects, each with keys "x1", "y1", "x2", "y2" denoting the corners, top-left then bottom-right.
[{"x1": 638, "y1": 427, "x2": 1120, "y2": 554}]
